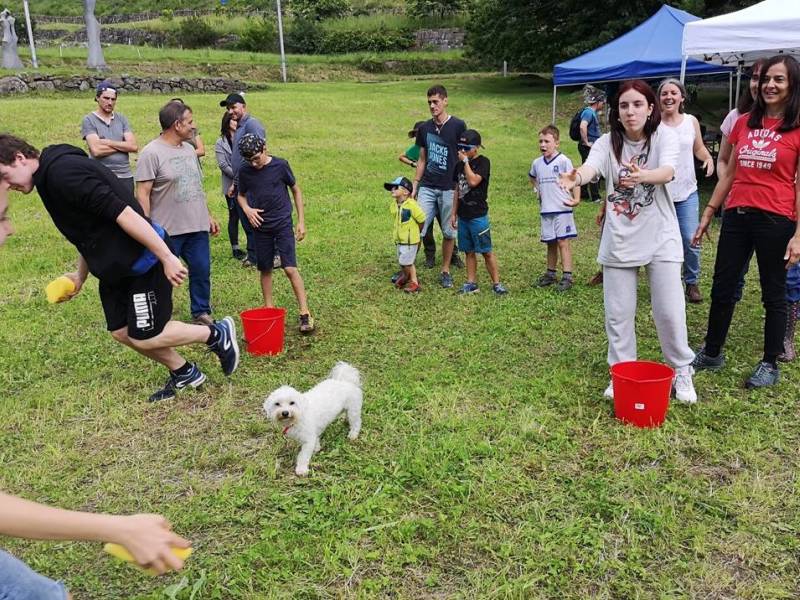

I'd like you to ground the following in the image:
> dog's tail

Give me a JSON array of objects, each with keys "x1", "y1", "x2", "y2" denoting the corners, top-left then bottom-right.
[{"x1": 328, "y1": 361, "x2": 361, "y2": 389}]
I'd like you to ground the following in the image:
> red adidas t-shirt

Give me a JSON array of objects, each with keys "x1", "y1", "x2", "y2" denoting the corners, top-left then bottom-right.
[{"x1": 728, "y1": 114, "x2": 800, "y2": 220}]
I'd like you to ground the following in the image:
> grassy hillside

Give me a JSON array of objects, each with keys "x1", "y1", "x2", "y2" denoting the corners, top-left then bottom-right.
[{"x1": 1, "y1": 75, "x2": 799, "y2": 598}]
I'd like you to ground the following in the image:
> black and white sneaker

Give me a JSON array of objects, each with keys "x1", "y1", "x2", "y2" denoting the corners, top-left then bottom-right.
[
  {"x1": 208, "y1": 316, "x2": 240, "y2": 376},
  {"x1": 148, "y1": 363, "x2": 206, "y2": 403}
]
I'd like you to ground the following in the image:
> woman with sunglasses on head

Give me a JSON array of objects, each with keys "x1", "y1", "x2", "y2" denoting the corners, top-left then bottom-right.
[
  {"x1": 692, "y1": 55, "x2": 800, "y2": 388},
  {"x1": 560, "y1": 79, "x2": 697, "y2": 403},
  {"x1": 657, "y1": 78, "x2": 715, "y2": 304}
]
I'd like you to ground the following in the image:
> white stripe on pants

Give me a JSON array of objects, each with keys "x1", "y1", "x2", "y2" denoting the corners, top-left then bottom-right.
[{"x1": 603, "y1": 261, "x2": 695, "y2": 368}]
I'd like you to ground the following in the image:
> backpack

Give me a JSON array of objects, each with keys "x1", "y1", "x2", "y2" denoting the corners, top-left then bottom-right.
[{"x1": 568, "y1": 108, "x2": 584, "y2": 142}]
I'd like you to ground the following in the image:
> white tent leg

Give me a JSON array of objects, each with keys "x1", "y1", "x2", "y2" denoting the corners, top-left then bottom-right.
[
  {"x1": 734, "y1": 63, "x2": 742, "y2": 110},
  {"x1": 552, "y1": 85, "x2": 557, "y2": 125},
  {"x1": 679, "y1": 56, "x2": 687, "y2": 84},
  {"x1": 729, "y1": 72, "x2": 734, "y2": 112}
]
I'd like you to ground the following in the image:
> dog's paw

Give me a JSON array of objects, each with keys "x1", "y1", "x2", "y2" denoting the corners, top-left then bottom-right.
[
  {"x1": 348, "y1": 430, "x2": 360, "y2": 440},
  {"x1": 295, "y1": 465, "x2": 310, "y2": 476}
]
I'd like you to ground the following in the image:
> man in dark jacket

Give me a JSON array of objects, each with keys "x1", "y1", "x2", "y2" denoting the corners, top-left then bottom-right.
[{"x1": 0, "y1": 134, "x2": 239, "y2": 402}]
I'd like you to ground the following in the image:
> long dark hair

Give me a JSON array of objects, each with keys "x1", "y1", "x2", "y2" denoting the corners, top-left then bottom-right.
[
  {"x1": 221, "y1": 112, "x2": 235, "y2": 146},
  {"x1": 747, "y1": 55, "x2": 800, "y2": 132},
  {"x1": 736, "y1": 58, "x2": 767, "y2": 114},
  {"x1": 609, "y1": 79, "x2": 661, "y2": 162}
]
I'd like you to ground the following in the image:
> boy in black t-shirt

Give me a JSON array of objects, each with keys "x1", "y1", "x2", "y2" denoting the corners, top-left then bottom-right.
[
  {"x1": 449, "y1": 130, "x2": 508, "y2": 295},
  {"x1": 236, "y1": 134, "x2": 315, "y2": 334}
]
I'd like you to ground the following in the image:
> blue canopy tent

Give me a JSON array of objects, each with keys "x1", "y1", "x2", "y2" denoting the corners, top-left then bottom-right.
[{"x1": 551, "y1": 5, "x2": 734, "y2": 122}]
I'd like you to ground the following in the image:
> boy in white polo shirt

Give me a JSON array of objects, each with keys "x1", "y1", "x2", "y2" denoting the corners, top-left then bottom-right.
[{"x1": 529, "y1": 125, "x2": 580, "y2": 291}]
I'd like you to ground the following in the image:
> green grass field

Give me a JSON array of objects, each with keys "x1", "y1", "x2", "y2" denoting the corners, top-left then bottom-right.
[{"x1": 1, "y1": 75, "x2": 799, "y2": 599}]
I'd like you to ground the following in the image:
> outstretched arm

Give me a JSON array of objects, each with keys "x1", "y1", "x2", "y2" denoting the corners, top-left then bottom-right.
[{"x1": 0, "y1": 492, "x2": 190, "y2": 575}]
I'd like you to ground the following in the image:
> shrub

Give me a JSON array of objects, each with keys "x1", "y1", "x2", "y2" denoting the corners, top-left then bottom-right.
[
  {"x1": 285, "y1": 18, "x2": 324, "y2": 54},
  {"x1": 407, "y1": 0, "x2": 468, "y2": 19},
  {"x1": 175, "y1": 16, "x2": 218, "y2": 49},
  {"x1": 238, "y1": 17, "x2": 278, "y2": 52},
  {"x1": 321, "y1": 26, "x2": 414, "y2": 54},
  {"x1": 291, "y1": 0, "x2": 351, "y2": 21}
]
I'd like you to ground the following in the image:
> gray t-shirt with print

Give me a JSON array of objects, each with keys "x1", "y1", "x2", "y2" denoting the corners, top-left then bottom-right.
[
  {"x1": 80, "y1": 112, "x2": 134, "y2": 179},
  {"x1": 584, "y1": 125, "x2": 682, "y2": 267},
  {"x1": 135, "y1": 138, "x2": 209, "y2": 236}
]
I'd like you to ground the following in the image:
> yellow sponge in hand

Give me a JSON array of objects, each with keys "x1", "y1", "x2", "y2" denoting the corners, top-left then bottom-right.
[
  {"x1": 103, "y1": 543, "x2": 192, "y2": 576},
  {"x1": 45, "y1": 276, "x2": 76, "y2": 304}
]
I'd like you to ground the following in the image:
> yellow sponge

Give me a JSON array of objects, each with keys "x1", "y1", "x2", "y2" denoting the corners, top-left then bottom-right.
[
  {"x1": 103, "y1": 542, "x2": 192, "y2": 576},
  {"x1": 45, "y1": 276, "x2": 76, "y2": 304}
]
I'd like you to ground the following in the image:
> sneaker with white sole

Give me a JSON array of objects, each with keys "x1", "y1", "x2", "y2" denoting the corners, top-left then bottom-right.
[
  {"x1": 148, "y1": 363, "x2": 206, "y2": 402},
  {"x1": 673, "y1": 365, "x2": 697, "y2": 404},
  {"x1": 603, "y1": 381, "x2": 614, "y2": 399},
  {"x1": 207, "y1": 316, "x2": 240, "y2": 376}
]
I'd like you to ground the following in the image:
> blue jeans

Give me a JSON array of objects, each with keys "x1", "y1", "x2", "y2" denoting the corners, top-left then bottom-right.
[
  {"x1": 170, "y1": 231, "x2": 212, "y2": 318},
  {"x1": 675, "y1": 191, "x2": 700, "y2": 285},
  {"x1": 0, "y1": 549, "x2": 68, "y2": 600},
  {"x1": 417, "y1": 187, "x2": 456, "y2": 239}
]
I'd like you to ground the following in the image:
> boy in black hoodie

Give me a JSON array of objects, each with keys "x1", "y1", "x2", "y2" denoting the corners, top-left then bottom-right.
[{"x1": 0, "y1": 134, "x2": 239, "y2": 402}]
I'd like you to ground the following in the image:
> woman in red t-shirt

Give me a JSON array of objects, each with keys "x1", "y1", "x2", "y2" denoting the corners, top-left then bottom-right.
[{"x1": 692, "y1": 55, "x2": 800, "y2": 389}]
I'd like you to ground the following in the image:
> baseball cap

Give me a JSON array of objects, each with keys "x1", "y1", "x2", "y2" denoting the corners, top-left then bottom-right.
[
  {"x1": 408, "y1": 120, "x2": 425, "y2": 137},
  {"x1": 383, "y1": 176, "x2": 413, "y2": 193},
  {"x1": 238, "y1": 133, "x2": 265, "y2": 159},
  {"x1": 95, "y1": 80, "x2": 117, "y2": 97},
  {"x1": 458, "y1": 129, "x2": 483, "y2": 148},
  {"x1": 219, "y1": 92, "x2": 246, "y2": 108}
]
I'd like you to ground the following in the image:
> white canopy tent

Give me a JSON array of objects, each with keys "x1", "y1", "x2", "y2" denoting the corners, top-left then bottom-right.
[{"x1": 680, "y1": 0, "x2": 800, "y2": 94}]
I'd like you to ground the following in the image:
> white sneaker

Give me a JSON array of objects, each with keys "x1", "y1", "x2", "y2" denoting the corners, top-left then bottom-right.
[
  {"x1": 603, "y1": 381, "x2": 614, "y2": 399},
  {"x1": 673, "y1": 365, "x2": 697, "y2": 404}
]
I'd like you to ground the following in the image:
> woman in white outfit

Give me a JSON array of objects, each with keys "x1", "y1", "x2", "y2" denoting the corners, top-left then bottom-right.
[
  {"x1": 560, "y1": 79, "x2": 697, "y2": 403},
  {"x1": 657, "y1": 78, "x2": 714, "y2": 304}
]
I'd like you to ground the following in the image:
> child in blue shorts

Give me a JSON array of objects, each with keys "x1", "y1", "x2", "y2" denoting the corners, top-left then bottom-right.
[
  {"x1": 449, "y1": 129, "x2": 508, "y2": 295},
  {"x1": 236, "y1": 133, "x2": 315, "y2": 333}
]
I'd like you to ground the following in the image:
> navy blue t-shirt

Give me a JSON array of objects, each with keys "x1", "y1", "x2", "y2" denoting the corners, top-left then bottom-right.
[
  {"x1": 415, "y1": 116, "x2": 467, "y2": 190},
  {"x1": 238, "y1": 156, "x2": 296, "y2": 232}
]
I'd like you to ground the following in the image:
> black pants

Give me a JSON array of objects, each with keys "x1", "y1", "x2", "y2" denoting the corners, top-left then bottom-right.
[
  {"x1": 705, "y1": 208, "x2": 795, "y2": 361},
  {"x1": 578, "y1": 143, "x2": 600, "y2": 201},
  {"x1": 229, "y1": 196, "x2": 256, "y2": 262},
  {"x1": 226, "y1": 195, "x2": 241, "y2": 247}
]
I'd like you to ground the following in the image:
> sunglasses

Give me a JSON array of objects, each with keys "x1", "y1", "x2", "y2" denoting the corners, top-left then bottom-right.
[{"x1": 458, "y1": 144, "x2": 476, "y2": 150}]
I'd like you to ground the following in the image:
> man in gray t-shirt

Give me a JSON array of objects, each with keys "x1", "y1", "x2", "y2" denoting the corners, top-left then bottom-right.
[
  {"x1": 136, "y1": 101, "x2": 219, "y2": 325},
  {"x1": 80, "y1": 80, "x2": 138, "y2": 194}
]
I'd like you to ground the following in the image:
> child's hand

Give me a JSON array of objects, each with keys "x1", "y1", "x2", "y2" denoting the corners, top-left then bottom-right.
[
  {"x1": 457, "y1": 149, "x2": 467, "y2": 163},
  {"x1": 563, "y1": 196, "x2": 580, "y2": 208},
  {"x1": 619, "y1": 162, "x2": 644, "y2": 188},
  {"x1": 295, "y1": 222, "x2": 306, "y2": 241},
  {"x1": 450, "y1": 214, "x2": 457, "y2": 230},
  {"x1": 244, "y1": 206, "x2": 264, "y2": 228}
]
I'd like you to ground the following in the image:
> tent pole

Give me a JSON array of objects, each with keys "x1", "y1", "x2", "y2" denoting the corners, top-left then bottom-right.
[
  {"x1": 552, "y1": 85, "x2": 557, "y2": 125},
  {"x1": 679, "y1": 56, "x2": 687, "y2": 84},
  {"x1": 734, "y1": 61, "x2": 743, "y2": 110},
  {"x1": 729, "y1": 72, "x2": 734, "y2": 112}
]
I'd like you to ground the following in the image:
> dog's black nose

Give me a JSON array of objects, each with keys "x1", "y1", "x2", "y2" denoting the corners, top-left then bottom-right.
[{"x1": 281, "y1": 410, "x2": 289, "y2": 418}]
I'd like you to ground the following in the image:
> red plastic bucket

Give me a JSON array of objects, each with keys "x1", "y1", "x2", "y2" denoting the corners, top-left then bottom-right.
[
  {"x1": 610, "y1": 361, "x2": 674, "y2": 428},
  {"x1": 240, "y1": 307, "x2": 286, "y2": 355}
]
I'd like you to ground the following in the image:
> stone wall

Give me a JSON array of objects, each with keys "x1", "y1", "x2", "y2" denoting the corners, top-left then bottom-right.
[
  {"x1": 415, "y1": 28, "x2": 465, "y2": 51},
  {"x1": 34, "y1": 28, "x2": 169, "y2": 47},
  {"x1": 0, "y1": 74, "x2": 251, "y2": 95}
]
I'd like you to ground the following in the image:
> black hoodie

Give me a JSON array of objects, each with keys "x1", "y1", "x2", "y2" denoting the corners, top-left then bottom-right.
[{"x1": 34, "y1": 144, "x2": 148, "y2": 283}]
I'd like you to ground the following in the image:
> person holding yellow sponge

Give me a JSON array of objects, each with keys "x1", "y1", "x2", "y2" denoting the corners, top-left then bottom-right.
[{"x1": 0, "y1": 491, "x2": 190, "y2": 598}]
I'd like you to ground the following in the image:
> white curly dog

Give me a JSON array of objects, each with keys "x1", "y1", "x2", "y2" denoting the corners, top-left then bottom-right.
[{"x1": 263, "y1": 362, "x2": 362, "y2": 476}]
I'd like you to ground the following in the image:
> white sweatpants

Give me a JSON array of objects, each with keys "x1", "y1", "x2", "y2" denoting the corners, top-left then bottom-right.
[{"x1": 603, "y1": 261, "x2": 695, "y2": 368}]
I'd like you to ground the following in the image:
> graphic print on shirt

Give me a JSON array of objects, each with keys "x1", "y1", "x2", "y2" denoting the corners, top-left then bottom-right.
[
  {"x1": 607, "y1": 151, "x2": 654, "y2": 220},
  {"x1": 401, "y1": 208, "x2": 412, "y2": 223},
  {"x1": 168, "y1": 155, "x2": 204, "y2": 203},
  {"x1": 738, "y1": 127, "x2": 782, "y2": 171},
  {"x1": 425, "y1": 132, "x2": 450, "y2": 176}
]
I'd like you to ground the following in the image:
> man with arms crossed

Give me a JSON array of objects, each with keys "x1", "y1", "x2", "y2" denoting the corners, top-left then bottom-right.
[{"x1": 81, "y1": 80, "x2": 138, "y2": 195}]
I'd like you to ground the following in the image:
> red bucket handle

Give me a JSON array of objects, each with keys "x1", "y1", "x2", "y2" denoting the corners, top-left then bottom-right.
[{"x1": 243, "y1": 317, "x2": 282, "y2": 346}]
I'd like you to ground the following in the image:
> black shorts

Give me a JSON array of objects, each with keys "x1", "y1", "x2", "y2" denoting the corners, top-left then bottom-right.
[
  {"x1": 98, "y1": 263, "x2": 173, "y2": 340},
  {"x1": 255, "y1": 224, "x2": 297, "y2": 272}
]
